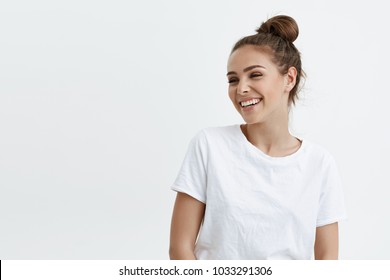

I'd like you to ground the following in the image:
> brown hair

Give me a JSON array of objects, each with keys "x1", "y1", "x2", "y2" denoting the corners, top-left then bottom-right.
[{"x1": 231, "y1": 15, "x2": 305, "y2": 106}]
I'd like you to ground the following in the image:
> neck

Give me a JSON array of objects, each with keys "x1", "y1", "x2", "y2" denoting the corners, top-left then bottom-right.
[{"x1": 242, "y1": 111, "x2": 300, "y2": 157}]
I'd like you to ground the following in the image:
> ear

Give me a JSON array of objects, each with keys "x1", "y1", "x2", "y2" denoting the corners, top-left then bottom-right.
[{"x1": 285, "y1": 66, "x2": 297, "y2": 92}]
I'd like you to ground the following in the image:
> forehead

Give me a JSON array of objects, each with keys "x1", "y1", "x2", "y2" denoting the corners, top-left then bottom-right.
[{"x1": 227, "y1": 45, "x2": 275, "y2": 71}]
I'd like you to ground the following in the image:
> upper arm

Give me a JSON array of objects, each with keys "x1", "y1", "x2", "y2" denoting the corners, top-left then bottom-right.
[
  {"x1": 169, "y1": 192, "x2": 206, "y2": 259},
  {"x1": 314, "y1": 222, "x2": 339, "y2": 260}
]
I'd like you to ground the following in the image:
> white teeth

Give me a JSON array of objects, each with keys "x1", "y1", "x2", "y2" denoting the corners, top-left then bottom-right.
[{"x1": 240, "y1": 98, "x2": 261, "y2": 107}]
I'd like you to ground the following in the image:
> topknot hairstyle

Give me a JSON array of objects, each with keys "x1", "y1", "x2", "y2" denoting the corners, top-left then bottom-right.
[{"x1": 231, "y1": 15, "x2": 305, "y2": 106}]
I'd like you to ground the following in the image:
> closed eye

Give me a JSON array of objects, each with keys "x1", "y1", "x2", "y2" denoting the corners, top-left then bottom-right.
[
  {"x1": 227, "y1": 78, "x2": 238, "y2": 84},
  {"x1": 251, "y1": 73, "x2": 263, "y2": 78},
  {"x1": 227, "y1": 73, "x2": 263, "y2": 84}
]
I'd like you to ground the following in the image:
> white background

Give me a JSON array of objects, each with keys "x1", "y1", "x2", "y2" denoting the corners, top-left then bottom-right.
[{"x1": 0, "y1": 0, "x2": 389, "y2": 259}]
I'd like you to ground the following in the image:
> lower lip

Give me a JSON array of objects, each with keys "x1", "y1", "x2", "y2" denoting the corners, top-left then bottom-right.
[{"x1": 241, "y1": 100, "x2": 261, "y2": 112}]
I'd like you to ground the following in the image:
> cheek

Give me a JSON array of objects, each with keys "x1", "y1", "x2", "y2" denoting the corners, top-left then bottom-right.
[{"x1": 263, "y1": 82, "x2": 284, "y2": 101}]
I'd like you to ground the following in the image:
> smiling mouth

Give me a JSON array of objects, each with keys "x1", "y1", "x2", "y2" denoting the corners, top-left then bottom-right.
[{"x1": 240, "y1": 98, "x2": 262, "y2": 108}]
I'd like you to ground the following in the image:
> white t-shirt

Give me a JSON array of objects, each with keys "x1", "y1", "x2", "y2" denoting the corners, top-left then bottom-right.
[{"x1": 171, "y1": 124, "x2": 347, "y2": 260}]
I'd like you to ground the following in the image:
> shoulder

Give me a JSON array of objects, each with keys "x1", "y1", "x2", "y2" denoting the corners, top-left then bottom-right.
[
  {"x1": 187, "y1": 125, "x2": 239, "y2": 155},
  {"x1": 302, "y1": 139, "x2": 338, "y2": 168}
]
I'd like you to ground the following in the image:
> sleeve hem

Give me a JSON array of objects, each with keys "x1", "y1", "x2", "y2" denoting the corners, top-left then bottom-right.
[
  {"x1": 316, "y1": 215, "x2": 348, "y2": 227},
  {"x1": 171, "y1": 185, "x2": 206, "y2": 204}
]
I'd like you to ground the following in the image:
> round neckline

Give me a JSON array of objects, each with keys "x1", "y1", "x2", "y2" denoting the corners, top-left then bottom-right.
[{"x1": 235, "y1": 124, "x2": 306, "y2": 163}]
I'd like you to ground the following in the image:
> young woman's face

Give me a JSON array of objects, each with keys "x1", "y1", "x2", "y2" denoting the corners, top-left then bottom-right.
[{"x1": 227, "y1": 45, "x2": 295, "y2": 125}]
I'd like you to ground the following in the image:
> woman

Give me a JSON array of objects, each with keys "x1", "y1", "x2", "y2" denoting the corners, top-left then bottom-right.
[{"x1": 169, "y1": 15, "x2": 347, "y2": 260}]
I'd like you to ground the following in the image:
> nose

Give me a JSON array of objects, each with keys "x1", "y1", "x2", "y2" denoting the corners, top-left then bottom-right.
[{"x1": 237, "y1": 79, "x2": 250, "y2": 95}]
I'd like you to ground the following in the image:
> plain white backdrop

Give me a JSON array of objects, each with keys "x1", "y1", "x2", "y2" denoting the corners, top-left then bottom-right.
[{"x1": 0, "y1": 0, "x2": 389, "y2": 259}]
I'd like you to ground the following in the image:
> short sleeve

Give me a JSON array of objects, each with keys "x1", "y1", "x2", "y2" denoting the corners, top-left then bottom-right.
[
  {"x1": 316, "y1": 155, "x2": 348, "y2": 227},
  {"x1": 171, "y1": 130, "x2": 208, "y2": 204}
]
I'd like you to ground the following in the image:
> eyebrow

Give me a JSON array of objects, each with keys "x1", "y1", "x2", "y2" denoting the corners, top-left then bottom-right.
[{"x1": 226, "y1": 65, "x2": 266, "y2": 76}]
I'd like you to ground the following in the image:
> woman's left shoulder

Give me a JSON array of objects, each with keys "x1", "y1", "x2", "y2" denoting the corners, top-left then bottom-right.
[{"x1": 301, "y1": 139, "x2": 337, "y2": 164}]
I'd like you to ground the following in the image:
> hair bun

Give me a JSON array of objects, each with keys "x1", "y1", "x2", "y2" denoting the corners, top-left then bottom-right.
[{"x1": 256, "y1": 15, "x2": 299, "y2": 43}]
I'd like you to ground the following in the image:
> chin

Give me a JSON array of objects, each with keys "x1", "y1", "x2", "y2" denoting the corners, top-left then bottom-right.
[{"x1": 241, "y1": 116, "x2": 264, "y2": 125}]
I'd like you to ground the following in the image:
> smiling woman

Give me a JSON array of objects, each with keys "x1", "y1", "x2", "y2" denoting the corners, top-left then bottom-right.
[{"x1": 169, "y1": 15, "x2": 347, "y2": 260}]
